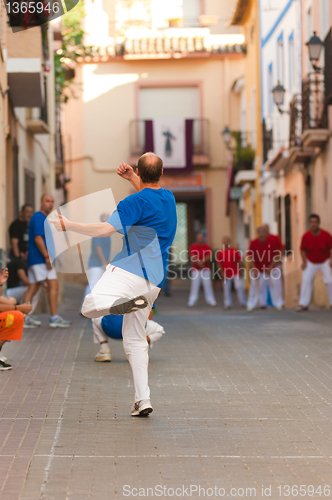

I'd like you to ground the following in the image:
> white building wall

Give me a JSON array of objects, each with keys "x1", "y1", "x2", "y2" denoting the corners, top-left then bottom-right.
[{"x1": 260, "y1": 0, "x2": 302, "y2": 158}]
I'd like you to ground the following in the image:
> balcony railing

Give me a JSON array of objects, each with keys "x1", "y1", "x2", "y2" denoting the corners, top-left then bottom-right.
[
  {"x1": 302, "y1": 72, "x2": 327, "y2": 132},
  {"x1": 6, "y1": 0, "x2": 62, "y2": 28},
  {"x1": 262, "y1": 119, "x2": 273, "y2": 163},
  {"x1": 289, "y1": 94, "x2": 302, "y2": 148},
  {"x1": 130, "y1": 118, "x2": 209, "y2": 158}
]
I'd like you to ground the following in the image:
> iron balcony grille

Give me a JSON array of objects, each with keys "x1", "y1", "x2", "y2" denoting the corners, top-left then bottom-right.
[
  {"x1": 302, "y1": 72, "x2": 327, "y2": 131},
  {"x1": 289, "y1": 94, "x2": 302, "y2": 148},
  {"x1": 262, "y1": 119, "x2": 273, "y2": 163}
]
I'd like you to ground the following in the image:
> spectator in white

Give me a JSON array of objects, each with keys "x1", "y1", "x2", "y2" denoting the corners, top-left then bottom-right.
[
  {"x1": 297, "y1": 214, "x2": 332, "y2": 311},
  {"x1": 216, "y1": 236, "x2": 246, "y2": 309},
  {"x1": 81, "y1": 212, "x2": 111, "y2": 309},
  {"x1": 246, "y1": 226, "x2": 283, "y2": 312},
  {"x1": 187, "y1": 233, "x2": 217, "y2": 307},
  {"x1": 9, "y1": 204, "x2": 34, "y2": 259},
  {"x1": 23, "y1": 194, "x2": 71, "y2": 328},
  {"x1": 6, "y1": 247, "x2": 41, "y2": 327},
  {"x1": 49, "y1": 154, "x2": 177, "y2": 417},
  {"x1": 260, "y1": 224, "x2": 285, "y2": 309}
]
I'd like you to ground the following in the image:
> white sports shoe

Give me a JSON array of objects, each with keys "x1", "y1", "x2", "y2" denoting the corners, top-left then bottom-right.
[
  {"x1": 131, "y1": 399, "x2": 153, "y2": 417},
  {"x1": 94, "y1": 349, "x2": 111, "y2": 362}
]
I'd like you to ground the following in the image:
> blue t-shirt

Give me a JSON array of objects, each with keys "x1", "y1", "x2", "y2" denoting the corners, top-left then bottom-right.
[
  {"x1": 88, "y1": 237, "x2": 111, "y2": 268},
  {"x1": 101, "y1": 315, "x2": 123, "y2": 340},
  {"x1": 107, "y1": 188, "x2": 177, "y2": 288},
  {"x1": 28, "y1": 212, "x2": 54, "y2": 267}
]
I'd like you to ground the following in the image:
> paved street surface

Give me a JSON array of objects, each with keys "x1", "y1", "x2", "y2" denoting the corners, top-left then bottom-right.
[{"x1": 1, "y1": 283, "x2": 331, "y2": 500}]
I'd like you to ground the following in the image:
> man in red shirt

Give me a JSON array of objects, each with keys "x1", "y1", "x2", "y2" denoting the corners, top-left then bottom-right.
[
  {"x1": 246, "y1": 226, "x2": 283, "y2": 311},
  {"x1": 297, "y1": 214, "x2": 332, "y2": 311},
  {"x1": 260, "y1": 223, "x2": 285, "y2": 308},
  {"x1": 188, "y1": 233, "x2": 217, "y2": 307},
  {"x1": 216, "y1": 236, "x2": 246, "y2": 309}
]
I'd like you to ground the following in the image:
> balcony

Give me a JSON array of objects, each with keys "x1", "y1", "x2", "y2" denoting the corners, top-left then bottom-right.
[
  {"x1": 129, "y1": 119, "x2": 210, "y2": 167},
  {"x1": 26, "y1": 107, "x2": 49, "y2": 134},
  {"x1": 6, "y1": 0, "x2": 63, "y2": 28},
  {"x1": 301, "y1": 72, "x2": 329, "y2": 148},
  {"x1": 6, "y1": 26, "x2": 44, "y2": 107},
  {"x1": 234, "y1": 169, "x2": 257, "y2": 186},
  {"x1": 288, "y1": 94, "x2": 314, "y2": 164}
]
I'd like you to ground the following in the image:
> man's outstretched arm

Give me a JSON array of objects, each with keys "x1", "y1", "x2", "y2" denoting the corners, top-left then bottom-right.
[{"x1": 49, "y1": 214, "x2": 116, "y2": 237}]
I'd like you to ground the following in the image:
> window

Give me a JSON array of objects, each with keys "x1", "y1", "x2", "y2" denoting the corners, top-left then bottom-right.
[
  {"x1": 267, "y1": 63, "x2": 274, "y2": 115},
  {"x1": 277, "y1": 32, "x2": 284, "y2": 84},
  {"x1": 284, "y1": 194, "x2": 291, "y2": 252},
  {"x1": 172, "y1": 203, "x2": 188, "y2": 264},
  {"x1": 183, "y1": 0, "x2": 200, "y2": 27},
  {"x1": 25, "y1": 170, "x2": 35, "y2": 208},
  {"x1": 288, "y1": 32, "x2": 295, "y2": 93},
  {"x1": 321, "y1": 0, "x2": 329, "y2": 40}
]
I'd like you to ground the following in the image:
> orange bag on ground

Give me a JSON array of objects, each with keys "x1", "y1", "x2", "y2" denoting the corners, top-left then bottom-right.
[{"x1": 0, "y1": 311, "x2": 25, "y2": 341}]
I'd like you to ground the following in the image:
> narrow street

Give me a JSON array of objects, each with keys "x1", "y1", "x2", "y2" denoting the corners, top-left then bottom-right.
[{"x1": 1, "y1": 284, "x2": 331, "y2": 499}]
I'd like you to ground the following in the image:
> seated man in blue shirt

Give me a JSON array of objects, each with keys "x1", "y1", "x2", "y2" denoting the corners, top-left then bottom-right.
[
  {"x1": 50, "y1": 153, "x2": 177, "y2": 417},
  {"x1": 92, "y1": 308, "x2": 165, "y2": 362}
]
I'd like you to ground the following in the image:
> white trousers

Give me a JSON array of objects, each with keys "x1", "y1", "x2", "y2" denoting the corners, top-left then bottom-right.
[
  {"x1": 247, "y1": 269, "x2": 283, "y2": 309},
  {"x1": 188, "y1": 268, "x2": 217, "y2": 306},
  {"x1": 299, "y1": 259, "x2": 332, "y2": 307},
  {"x1": 7, "y1": 286, "x2": 40, "y2": 312},
  {"x1": 92, "y1": 317, "x2": 165, "y2": 345},
  {"x1": 82, "y1": 266, "x2": 105, "y2": 306},
  {"x1": 82, "y1": 265, "x2": 160, "y2": 402},
  {"x1": 260, "y1": 272, "x2": 284, "y2": 306},
  {"x1": 223, "y1": 276, "x2": 246, "y2": 307}
]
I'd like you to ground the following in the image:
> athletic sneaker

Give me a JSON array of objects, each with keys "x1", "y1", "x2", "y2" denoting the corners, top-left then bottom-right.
[
  {"x1": 30, "y1": 315, "x2": 42, "y2": 326},
  {"x1": 94, "y1": 348, "x2": 111, "y2": 362},
  {"x1": 0, "y1": 360, "x2": 12, "y2": 371},
  {"x1": 109, "y1": 296, "x2": 148, "y2": 315},
  {"x1": 296, "y1": 306, "x2": 308, "y2": 312},
  {"x1": 49, "y1": 316, "x2": 71, "y2": 328},
  {"x1": 131, "y1": 399, "x2": 153, "y2": 417},
  {"x1": 24, "y1": 317, "x2": 39, "y2": 328}
]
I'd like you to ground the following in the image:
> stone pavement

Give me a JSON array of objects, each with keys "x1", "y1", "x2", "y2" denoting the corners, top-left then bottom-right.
[{"x1": 0, "y1": 283, "x2": 331, "y2": 500}]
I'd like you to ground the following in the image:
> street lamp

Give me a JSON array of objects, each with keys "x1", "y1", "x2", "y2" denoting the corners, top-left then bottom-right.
[
  {"x1": 272, "y1": 81, "x2": 288, "y2": 114},
  {"x1": 222, "y1": 126, "x2": 232, "y2": 149},
  {"x1": 306, "y1": 31, "x2": 324, "y2": 71}
]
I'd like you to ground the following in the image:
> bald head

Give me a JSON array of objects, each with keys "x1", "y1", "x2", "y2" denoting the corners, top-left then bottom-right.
[
  {"x1": 40, "y1": 193, "x2": 54, "y2": 215},
  {"x1": 257, "y1": 225, "x2": 268, "y2": 242},
  {"x1": 137, "y1": 152, "x2": 163, "y2": 184}
]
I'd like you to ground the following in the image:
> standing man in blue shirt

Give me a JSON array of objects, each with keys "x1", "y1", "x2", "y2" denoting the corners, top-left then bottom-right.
[
  {"x1": 50, "y1": 153, "x2": 177, "y2": 417},
  {"x1": 81, "y1": 212, "x2": 111, "y2": 309},
  {"x1": 23, "y1": 194, "x2": 71, "y2": 328}
]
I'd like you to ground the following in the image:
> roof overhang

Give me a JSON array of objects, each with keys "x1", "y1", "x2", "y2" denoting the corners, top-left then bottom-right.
[{"x1": 229, "y1": 0, "x2": 251, "y2": 26}]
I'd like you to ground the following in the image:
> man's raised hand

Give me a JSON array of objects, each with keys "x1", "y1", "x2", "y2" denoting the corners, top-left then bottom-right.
[
  {"x1": 117, "y1": 163, "x2": 134, "y2": 180},
  {"x1": 49, "y1": 212, "x2": 70, "y2": 232},
  {"x1": 0, "y1": 268, "x2": 9, "y2": 286}
]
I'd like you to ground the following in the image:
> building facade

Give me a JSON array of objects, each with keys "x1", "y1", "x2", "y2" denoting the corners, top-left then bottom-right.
[
  {"x1": 0, "y1": 6, "x2": 57, "y2": 265},
  {"x1": 63, "y1": 0, "x2": 246, "y2": 263}
]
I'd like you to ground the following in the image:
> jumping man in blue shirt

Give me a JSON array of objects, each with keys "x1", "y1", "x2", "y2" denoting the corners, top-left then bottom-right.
[{"x1": 50, "y1": 153, "x2": 177, "y2": 417}]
